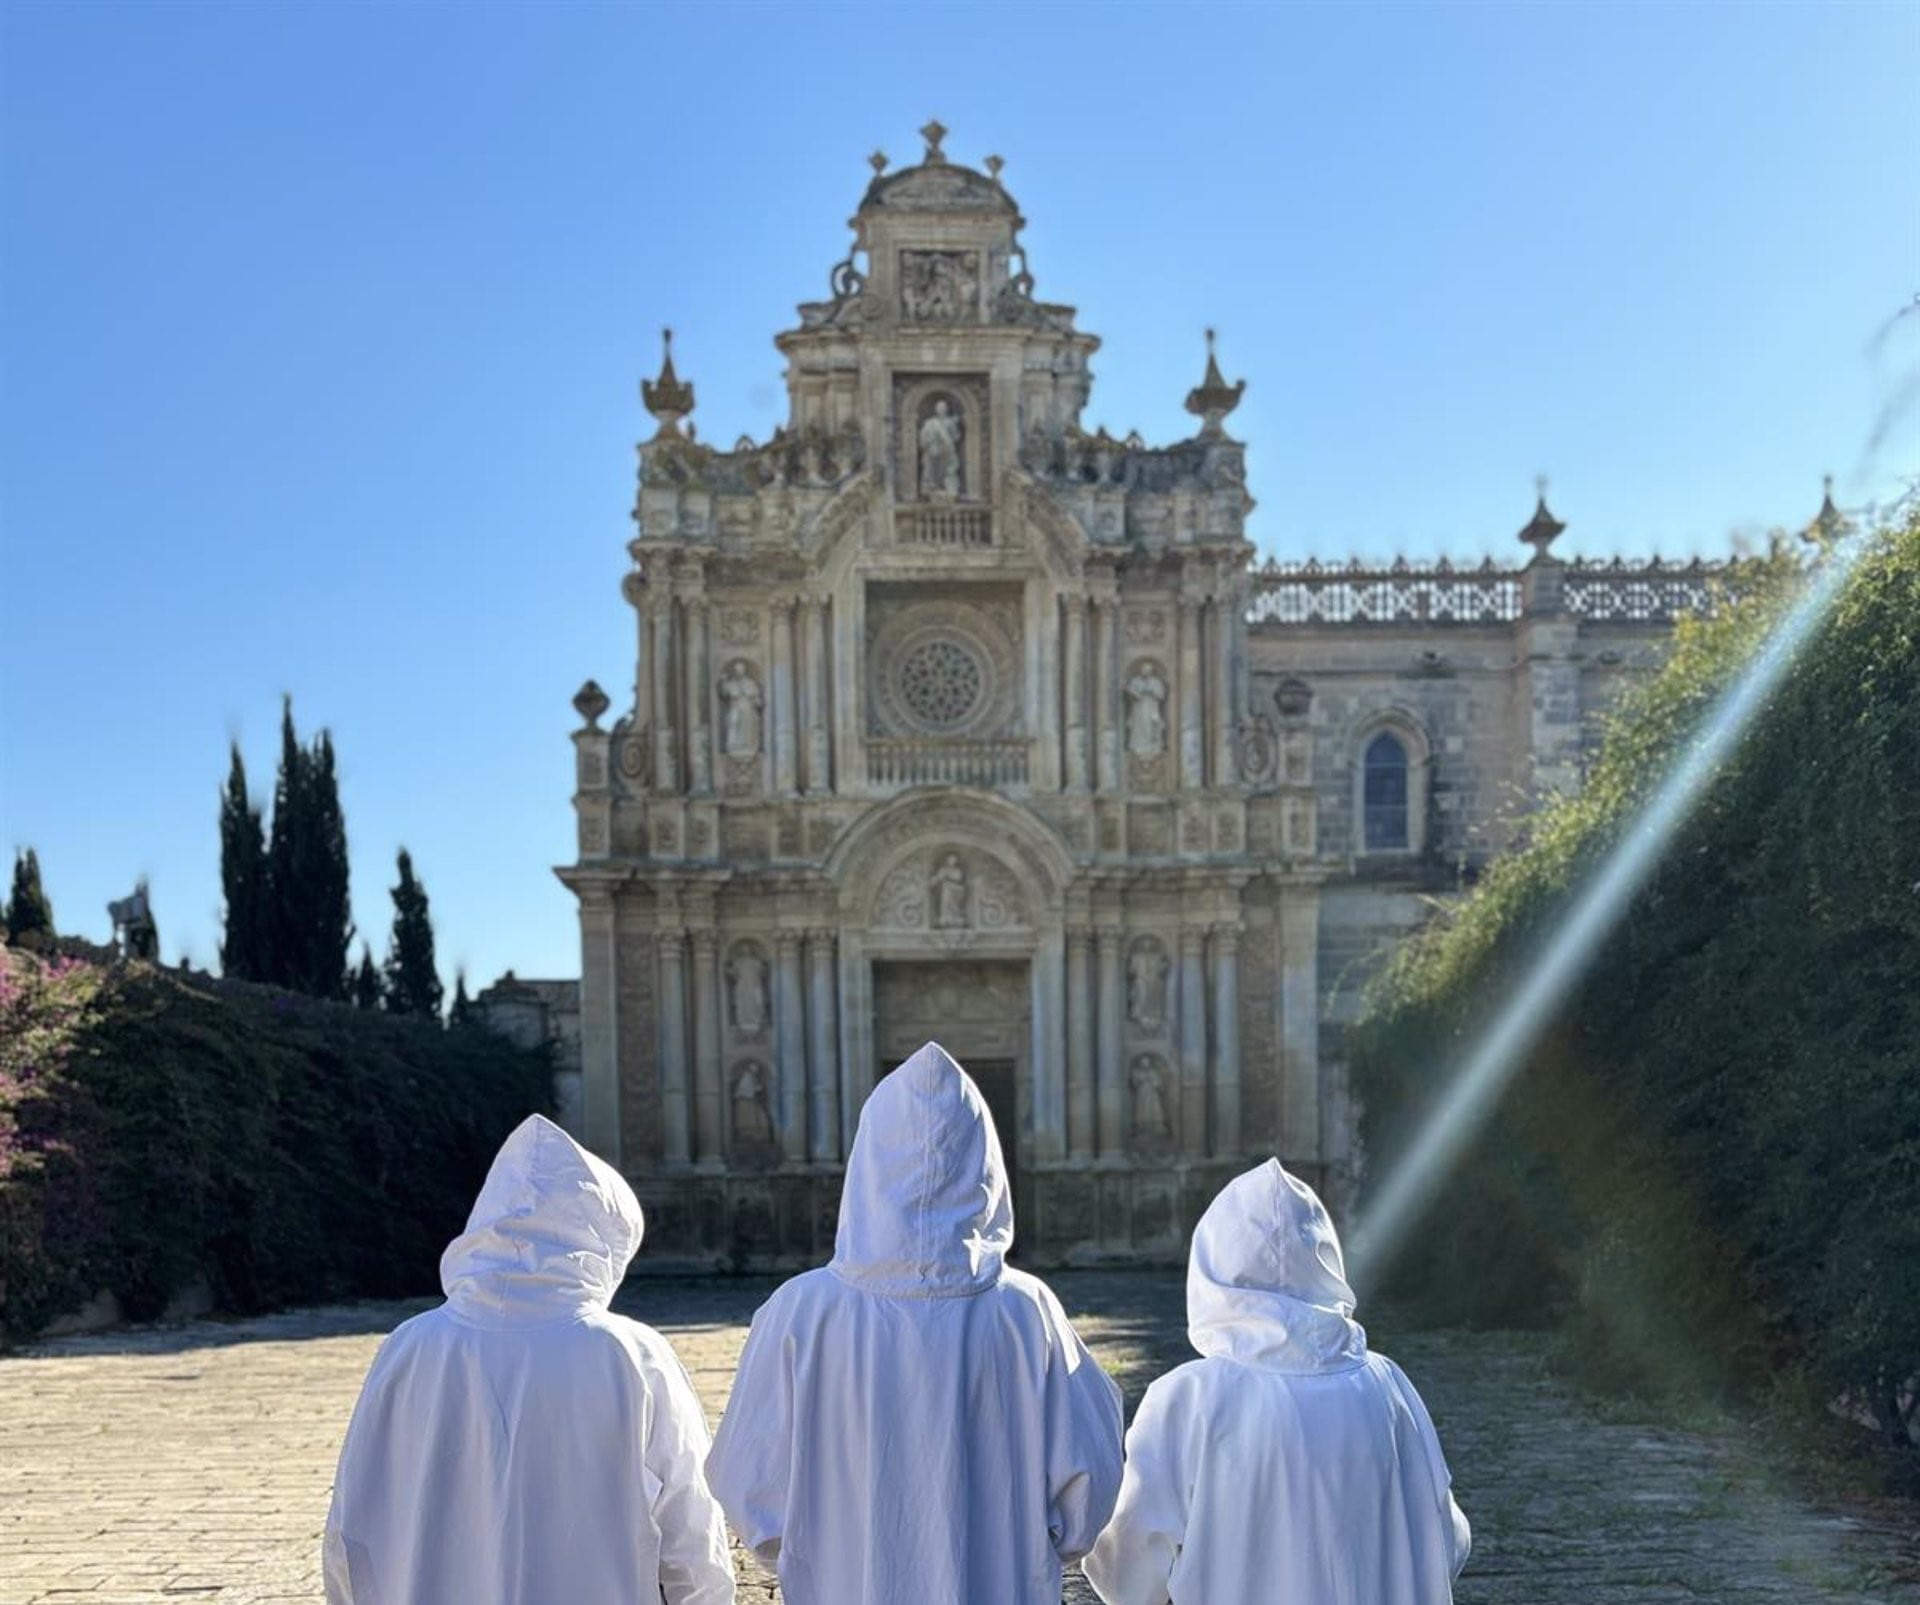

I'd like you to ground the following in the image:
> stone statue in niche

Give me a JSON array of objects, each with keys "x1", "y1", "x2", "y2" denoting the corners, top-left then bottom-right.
[
  {"x1": 929, "y1": 852, "x2": 970, "y2": 929},
  {"x1": 918, "y1": 398, "x2": 963, "y2": 501},
  {"x1": 1129, "y1": 1055, "x2": 1172, "y2": 1141},
  {"x1": 1127, "y1": 939, "x2": 1169, "y2": 1030},
  {"x1": 727, "y1": 946, "x2": 768, "y2": 1038},
  {"x1": 731, "y1": 1062, "x2": 774, "y2": 1147},
  {"x1": 719, "y1": 659, "x2": 763, "y2": 758},
  {"x1": 1125, "y1": 661, "x2": 1169, "y2": 757}
]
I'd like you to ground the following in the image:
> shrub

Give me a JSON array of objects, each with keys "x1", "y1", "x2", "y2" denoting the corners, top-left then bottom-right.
[
  {"x1": 0, "y1": 952, "x2": 551, "y2": 1342},
  {"x1": 1352, "y1": 511, "x2": 1920, "y2": 1457}
]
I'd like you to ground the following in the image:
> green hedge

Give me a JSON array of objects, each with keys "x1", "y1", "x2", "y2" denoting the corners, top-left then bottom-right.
[
  {"x1": 1351, "y1": 513, "x2": 1920, "y2": 1453},
  {"x1": 0, "y1": 954, "x2": 552, "y2": 1342}
]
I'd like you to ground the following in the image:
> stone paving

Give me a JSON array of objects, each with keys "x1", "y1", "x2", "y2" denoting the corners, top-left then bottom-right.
[{"x1": 2, "y1": 1273, "x2": 1915, "y2": 1604}]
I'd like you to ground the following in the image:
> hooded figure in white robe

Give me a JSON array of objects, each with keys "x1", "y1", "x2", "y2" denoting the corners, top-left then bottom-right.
[
  {"x1": 322, "y1": 1114, "x2": 734, "y2": 1605},
  {"x1": 706, "y1": 1040, "x2": 1125, "y2": 1605},
  {"x1": 1083, "y1": 1159, "x2": 1470, "y2": 1605}
]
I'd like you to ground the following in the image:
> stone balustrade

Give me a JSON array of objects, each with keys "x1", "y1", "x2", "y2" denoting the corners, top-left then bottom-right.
[
  {"x1": 894, "y1": 503, "x2": 994, "y2": 547},
  {"x1": 1246, "y1": 554, "x2": 1736, "y2": 627},
  {"x1": 866, "y1": 736, "x2": 1029, "y2": 787}
]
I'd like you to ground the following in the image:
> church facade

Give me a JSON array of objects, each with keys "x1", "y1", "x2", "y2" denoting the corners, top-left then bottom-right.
[{"x1": 553, "y1": 125, "x2": 1721, "y2": 1264}]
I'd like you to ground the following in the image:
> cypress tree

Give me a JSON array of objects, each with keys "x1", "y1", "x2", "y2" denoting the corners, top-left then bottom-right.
[
  {"x1": 218, "y1": 746, "x2": 268, "y2": 980},
  {"x1": 383, "y1": 849, "x2": 442, "y2": 1019},
  {"x1": 260, "y1": 699, "x2": 354, "y2": 998},
  {"x1": 352, "y1": 944, "x2": 382, "y2": 1010},
  {"x1": 302, "y1": 731, "x2": 352, "y2": 999},
  {"x1": 4, "y1": 848, "x2": 55, "y2": 951},
  {"x1": 264, "y1": 698, "x2": 306, "y2": 989}
]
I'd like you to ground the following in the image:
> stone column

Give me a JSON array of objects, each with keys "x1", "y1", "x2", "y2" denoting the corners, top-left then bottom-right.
[
  {"x1": 1065, "y1": 924, "x2": 1094, "y2": 1158},
  {"x1": 685, "y1": 594, "x2": 712, "y2": 795},
  {"x1": 803, "y1": 597, "x2": 832, "y2": 794},
  {"x1": 774, "y1": 931, "x2": 807, "y2": 1161},
  {"x1": 1062, "y1": 596, "x2": 1089, "y2": 792},
  {"x1": 650, "y1": 592, "x2": 678, "y2": 794},
  {"x1": 690, "y1": 928, "x2": 723, "y2": 1164},
  {"x1": 805, "y1": 928, "x2": 839, "y2": 1160},
  {"x1": 771, "y1": 599, "x2": 798, "y2": 797},
  {"x1": 1029, "y1": 931, "x2": 1067, "y2": 1162},
  {"x1": 577, "y1": 886, "x2": 620, "y2": 1164},
  {"x1": 837, "y1": 939, "x2": 873, "y2": 1146},
  {"x1": 1177, "y1": 925, "x2": 1208, "y2": 1150},
  {"x1": 657, "y1": 925, "x2": 691, "y2": 1164},
  {"x1": 1178, "y1": 590, "x2": 1205, "y2": 790},
  {"x1": 1209, "y1": 922, "x2": 1241, "y2": 1157},
  {"x1": 1211, "y1": 594, "x2": 1238, "y2": 787},
  {"x1": 1278, "y1": 888, "x2": 1323, "y2": 1162},
  {"x1": 1092, "y1": 593, "x2": 1119, "y2": 792},
  {"x1": 1095, "y1": 922, "x2": 1125, "y2": 1158},
  {"x1": 623, "y1": 571, "x2": 652, "y2": 761}
]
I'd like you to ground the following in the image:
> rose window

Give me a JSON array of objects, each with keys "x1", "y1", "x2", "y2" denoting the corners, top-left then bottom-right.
[{"x1": 896, "y1": 638, "x2": 987, "y2": 730}]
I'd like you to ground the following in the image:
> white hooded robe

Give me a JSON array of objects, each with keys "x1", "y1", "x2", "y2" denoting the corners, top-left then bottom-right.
[
  {"x1": 1083, "y1": 1159, "x2": 1470, "y2": 1605},
  {"x1": 705, "y1": 1040, "x2": 1125, "y2": 1605},
  {"x1": 322, "y1": 1113, "x2": 734, "y2": 1605}
]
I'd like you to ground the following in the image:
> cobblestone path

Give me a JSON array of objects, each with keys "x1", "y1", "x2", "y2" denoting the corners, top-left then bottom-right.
[{"x1": 3, "y1": 1273, "x2": 1914, "y2": 1603}]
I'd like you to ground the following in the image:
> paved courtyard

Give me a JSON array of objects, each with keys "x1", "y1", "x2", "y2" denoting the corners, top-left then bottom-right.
[{"x1": 2, "y1": 1273, "x2": 1915, "y2": 1604}]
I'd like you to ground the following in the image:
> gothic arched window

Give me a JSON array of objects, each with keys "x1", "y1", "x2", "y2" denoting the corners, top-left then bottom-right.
[{"x1": 1362, "y1": 731, "x2": 1411, "y2": 852}]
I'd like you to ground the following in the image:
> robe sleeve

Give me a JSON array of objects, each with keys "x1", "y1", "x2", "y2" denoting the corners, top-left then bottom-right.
[
  {"x1": 704, "y1": 1302, "x2": 794, "y2": 1571},
  {"x1": 1080, "y1": 1376, "x2": 1193, "y2": 1605},
  {"x1": 1038, "y1": 1285, "x2": 1126, "y2": 1564},
  {"x1": 320, "y1": 1339, "x2": 393, "y2": 1605},
  {"x1": 643, "y1": 1347, "x2": 737, "y2": 1605},
  {"x1": 1381, "y1": 1357, "x2": 1471, "y2": 1578}
]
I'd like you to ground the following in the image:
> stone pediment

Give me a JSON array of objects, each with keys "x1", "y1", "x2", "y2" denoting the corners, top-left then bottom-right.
[{"x1": 860, "y1": 162, "x2": 1016, "y2": 217}]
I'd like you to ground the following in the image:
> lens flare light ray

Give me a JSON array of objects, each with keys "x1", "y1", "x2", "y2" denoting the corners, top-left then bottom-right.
[{"x1": 1347, "y1": 537, "x2": 1873, "y2": 1284}]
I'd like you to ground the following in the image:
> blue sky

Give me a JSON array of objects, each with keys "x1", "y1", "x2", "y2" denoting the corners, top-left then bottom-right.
[{"x1": 2, "y1": 1, "x2": 1915, "y2": 989}]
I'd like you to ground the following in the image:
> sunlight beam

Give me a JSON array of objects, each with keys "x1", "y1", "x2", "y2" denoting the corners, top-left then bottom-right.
[{"x1": 1347, "y1": 537, "x2": 1871, "y2": 1284}]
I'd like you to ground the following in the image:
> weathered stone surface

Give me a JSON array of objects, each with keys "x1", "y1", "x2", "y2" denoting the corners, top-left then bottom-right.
[{"x1": 4, "y1": 1276, "x2": 1913, "y2": 1604}]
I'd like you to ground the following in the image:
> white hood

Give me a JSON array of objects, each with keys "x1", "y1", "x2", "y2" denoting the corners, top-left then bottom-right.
[
  {"x1": 1186, "y1": 1158, "x2": 1368, "y2": 1372},
  {"x1": 829, "y1": 1041, "x2": 1014, "y2": 1298},
  {"x1": 439, "y1": 1113, "x2": 644, "y2": 1327}
]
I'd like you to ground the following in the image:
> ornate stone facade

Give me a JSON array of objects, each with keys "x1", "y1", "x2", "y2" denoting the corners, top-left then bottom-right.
[{"x1": 553, "y1": 127, "x2": 1717, "y2": 1265}]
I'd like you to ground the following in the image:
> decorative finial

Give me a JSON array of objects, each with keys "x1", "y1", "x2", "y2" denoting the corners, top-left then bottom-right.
[
  {"x1": 920, "y1": 119, "x2": 949, "y2": 164},
  {"x1": 572, "y1": 679, "x2": 611, "y2": 730},
  {"x1": 1803, "y1": 472, "x2": 1847, "y2": 545},
  {"x1": 641, "y1": 326, "x2": 695, "y2": 438},
  {"x1": 1184, "y1": 327, "x2": 1245, "y2": 437},
  {"x1": 984, "y1": 154, "x2": 1004, "y2": 183},
  {"x1": 869, "y1": 149, "x2": 888, "y2": 176},
  {"x1": 1518, "y1": 476, "x2": 1566, "y2": 558}
]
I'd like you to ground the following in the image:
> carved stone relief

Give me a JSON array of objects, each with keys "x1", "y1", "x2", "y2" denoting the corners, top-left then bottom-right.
[
  {"x1": 899, "y1": 249, "x2": 979, "y2": 323},
  {"x1": 1124, "y1": 609, "x2": 1167, "y2": 646},
  {"x1": 872, "y1": 846, "x2": 1027, "y2": 934},
  {"x1": 722, "y1": 757, "x2": 761, "y2": 798},
  {"x1": 1129, "y1": 804, "x2": 1173, "y2": 854}
]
